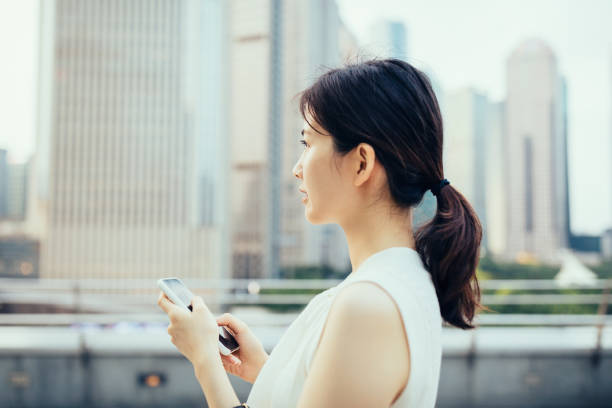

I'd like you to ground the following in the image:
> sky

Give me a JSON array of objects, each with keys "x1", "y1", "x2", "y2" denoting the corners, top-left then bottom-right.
[
  {"x1": 0, "y1": 0, "x2": 610, "y2": 235},
  {"x1": 0, "y1": 0, "x2": 37, "y2": 164}
]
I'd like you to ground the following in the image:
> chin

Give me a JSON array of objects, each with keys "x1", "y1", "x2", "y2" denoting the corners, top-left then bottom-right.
[
  {"x1": 305, "y1": 206, "x2": 332, "y2": 225},
  {"x1": 305, "y1": 206, "x2": 320, "y2": 224}
]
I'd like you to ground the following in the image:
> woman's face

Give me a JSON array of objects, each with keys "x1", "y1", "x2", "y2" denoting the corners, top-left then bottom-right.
[{"x1": 292, "y1": 113, "x2": 359, "y2": 225}]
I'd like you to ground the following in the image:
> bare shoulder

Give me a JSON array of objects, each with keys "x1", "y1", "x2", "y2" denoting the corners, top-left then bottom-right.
[
  {"x1": 334, "y1": 280, "x2": 403, "y2": 316},
  {"x1": 298, "y1": 280, "x2": 411, "y2": 406},
  {"x1": 333, "y1": 281, "x2": 411, "y2": 356}
]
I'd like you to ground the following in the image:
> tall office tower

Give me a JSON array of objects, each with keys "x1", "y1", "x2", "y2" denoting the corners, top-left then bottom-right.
[
  {"x1": 37, "y1": 0, "x2": 229, "y2": 280},
  {"x1": 559, "y1": 77, "x2": 571, "y2": 242},
  {"x1": 229, "y1": 0, "x2": 351, "y2": 278},
  {"x1": 414, "y1": 69, "x2": 444, "y2": 229},
  {"x1": 484, "y1": 102, "x2": 507, "y2": 257},
  {"x1": 505, "y1": 39, "x2": 568, "y2": 263},
  {"x1": 6, "y1": 162, "x2": 28, "y2": 220},
  {"x1": 338, "y1": 20, "x2": 360, "y2": 63},
  {"x1": 228, "y1": 0, "x2": 283, "y2": 279},
  {"x1": 279, "y1": 0, "x2": 351, "y2": 274},
  {"x1": 366, "y1": 20, "x2": 408, "y2": 61},
  {"x1": 602, "y1": 229, "x2": 612, "y2": 259},
  {"x1": 0, "y1": 149, "x2": 7, "y2": 218},
  {"x1": 444, "y1": 89, "x2": 488, "y2": 245}
]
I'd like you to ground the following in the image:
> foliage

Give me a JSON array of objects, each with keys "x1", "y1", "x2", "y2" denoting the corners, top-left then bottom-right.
[
  {"x1": 591, "y1": 259, "x2": 612, "y2": 279},
  {"x1": 246, "y1": 265, "x2": 348, "y2": 313},
  {"x1": 279, "y1": 265, "x2": 349, "y2": 280},
  {"x1": 476, "y1": 255, "x2": 611, "y2": 315},
  {"x1": 247, "y1": 257, "x2": 612, "y2": 315},
  {"x1": 477, "y1": 255, "x2": 560, "y2": 279}
]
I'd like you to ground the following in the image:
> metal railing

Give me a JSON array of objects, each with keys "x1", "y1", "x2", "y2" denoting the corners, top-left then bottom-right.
[{"x1": 1, "y1": 277, "x2": 610, "y2": 327}]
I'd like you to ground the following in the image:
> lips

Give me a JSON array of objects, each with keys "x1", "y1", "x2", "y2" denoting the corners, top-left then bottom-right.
[{"x1": 299, "y1": 187, "x2": 308, "y2": 197}]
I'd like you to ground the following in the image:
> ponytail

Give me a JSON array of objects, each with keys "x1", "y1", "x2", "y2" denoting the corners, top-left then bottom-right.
[{"x1": 415, "y1": 185, "x2": 484, "y2": 329}]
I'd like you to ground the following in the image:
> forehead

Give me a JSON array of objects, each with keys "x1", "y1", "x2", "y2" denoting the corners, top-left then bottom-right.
[
  {"x1": 302, "y1": 118, "x2": 326, "y2": 137},
  {"x1": 301, "y1": 124, "x2": 315, "y2": 137}
]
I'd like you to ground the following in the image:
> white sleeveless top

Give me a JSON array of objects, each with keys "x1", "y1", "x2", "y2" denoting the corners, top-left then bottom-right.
[{"x1": 247, "y1": 247, "x2": 443, "y2": 407}]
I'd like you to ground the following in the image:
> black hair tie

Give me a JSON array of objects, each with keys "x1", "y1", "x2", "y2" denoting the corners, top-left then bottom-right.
[{"x1": 430, "y1": 179, "x2": 450, "y2": 197}]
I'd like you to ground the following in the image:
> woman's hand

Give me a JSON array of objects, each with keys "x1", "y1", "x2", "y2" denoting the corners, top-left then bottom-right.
[
  {"x1": 157, "y1": 292, "x2": 219, "y2": 366},
  {"x1": 216, "y1": 313, "x2": 269, "y2": 384}
]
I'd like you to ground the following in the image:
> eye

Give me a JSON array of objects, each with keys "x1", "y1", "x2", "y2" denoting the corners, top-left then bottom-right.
[{"x1": 299, "y1": 139, "x2": 309, "y2": 149}]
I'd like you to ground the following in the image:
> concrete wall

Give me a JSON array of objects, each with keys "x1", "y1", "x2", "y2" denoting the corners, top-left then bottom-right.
[{"x1": 1, "y1": 327, "x2": 611, "y2": 407}]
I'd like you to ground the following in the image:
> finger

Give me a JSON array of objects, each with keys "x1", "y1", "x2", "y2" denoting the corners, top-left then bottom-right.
[
  {"x1": 191, "y1": 296, "x2": 206, "y2": 312},
  {"x1": 157, "y1": 291, "x2": 178, "y2": 314},
  {"x1": 216, "y1": 313, "x2": 244, "y2": 335},
  {"x1": 221, "y1": 353, "x2": 241, "y2": 365},
  {"x1": 220, "y1": 358, "x2": 237, "y2": 373}
]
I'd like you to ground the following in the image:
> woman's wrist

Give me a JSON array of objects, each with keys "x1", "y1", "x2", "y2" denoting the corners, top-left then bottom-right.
[
  {"x1": 258, "y1": 350, "x2": 269, "y2": 369},
  {"x1": 253, "y1": 349, "x2": 269, "y2": 382},
  {"x1": 193, "y1": 352, "x2": 241, "y2": 407},
  {"x1": 193, "y1": 348, "x2": 222, "y2": 378}
]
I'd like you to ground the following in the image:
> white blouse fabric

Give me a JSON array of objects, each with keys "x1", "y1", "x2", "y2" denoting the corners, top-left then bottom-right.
[{"x1": 246, "y1": 246, "x2": 443, "y2": 407}]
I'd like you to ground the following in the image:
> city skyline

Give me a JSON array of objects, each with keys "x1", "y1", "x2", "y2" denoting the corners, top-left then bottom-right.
[
  {"x1": 1, "y1": 0, "x2": 611, "y2": 236},
  {"x1": 336, "y1": 0, "x2": 612, "y2": 236}
]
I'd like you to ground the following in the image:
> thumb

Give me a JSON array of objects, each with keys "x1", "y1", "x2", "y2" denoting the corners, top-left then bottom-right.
[
  {"x1": 227, "y1": 354, "x2": 241, "y2": 365},
  {"x1": 221, "y1": 353, "x2": 241, "y2": 366},
  {"x1": 216, "y1": 313, "x2": 244, "y2": 335},
  {"x1": 191, "y1": 296, "x2": 206, "y2": 312}
]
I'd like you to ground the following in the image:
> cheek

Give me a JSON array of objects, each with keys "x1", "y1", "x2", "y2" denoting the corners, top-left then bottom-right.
[
  {"x1": 304, "y1": 154, "x2": 344, "y2": 202},
  {"x1": 303, "y1": 153, "x2": 327, "y2": 190}
]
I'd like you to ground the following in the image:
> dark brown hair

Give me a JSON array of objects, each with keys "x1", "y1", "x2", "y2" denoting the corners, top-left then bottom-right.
[{"x1": 298, "y1": 58, "x2": 483, "y2": 329}]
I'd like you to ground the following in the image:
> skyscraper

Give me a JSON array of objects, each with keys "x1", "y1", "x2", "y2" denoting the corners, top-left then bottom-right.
[
  {"x1": 228, "y1": 0, "x2": 284, "y2": 279},
  {"x1": 484, "y1": 101, "x2": 507, "y2": 257},
  {"x1": 366, "y1": 20, "x2": 408, "y2": 61},
  {"x1": 37, "y1": 0, "x2": 229, "y2": 280},
  {"x1": 6, "y1": 161, "x2": 28, "y2": 220},
  {"x1": 229, "y1": 0, "x2": 352, "y2": 278},
  {"x1": 444, "y1": 89, "x2": 488, "y2": 245},
  {"x1": 0, "y1": 149, "x2": 7, "y2": 218},
  {"x1": 559, "y1": 77, "x2": 571, "y2": 243},
  {"x1": 414, "y1": 69, "x2": 443, "y2": 229},
  {"x1": 279, "y1": 0, "x2": 351, "y2": 274},
  {"x1": 505, "y1": 39, "x2": 569, "y2": 263},
  {"x1": 338, "y1": 19, "x2": 360, "y2": 64}
]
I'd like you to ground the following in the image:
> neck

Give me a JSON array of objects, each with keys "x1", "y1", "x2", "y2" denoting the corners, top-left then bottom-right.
[{"x1": 340, "y1": 206, "x2": 416, "y2": 274}]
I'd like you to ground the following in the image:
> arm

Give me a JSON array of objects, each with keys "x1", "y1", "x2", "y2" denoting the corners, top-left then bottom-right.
[
  {"x1": 296, "y1": 281, "x2": 410, "y2": 407},
  {"x1": 157, "y1": 293, "x2": 242, "y2": 408},
  {"x1": 193, "y1": 352, "x2": 241, "y2": 408}
]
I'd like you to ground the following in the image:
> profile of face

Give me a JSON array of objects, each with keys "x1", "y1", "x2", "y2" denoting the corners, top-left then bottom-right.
[{"x1": 292, "y1": 111, "x2": 385, "y2": 226}]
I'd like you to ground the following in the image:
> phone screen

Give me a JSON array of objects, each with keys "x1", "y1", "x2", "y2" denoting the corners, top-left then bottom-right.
[
  {"x1": 219, "y1": 326, "x2": 240, "y2": 351},
  {"x1": 165, "y1": 278, "x2": 194, "y2": 310}
]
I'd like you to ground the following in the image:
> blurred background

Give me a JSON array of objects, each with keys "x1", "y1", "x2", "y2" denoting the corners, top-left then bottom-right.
[{"x1": 0, "y1": 0, "x2": 611, "y2": 407}]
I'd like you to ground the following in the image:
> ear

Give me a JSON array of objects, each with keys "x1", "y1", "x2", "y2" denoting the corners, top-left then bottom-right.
[{"x1": 351, "y1": 143, "x2": 376, "y2": 187}]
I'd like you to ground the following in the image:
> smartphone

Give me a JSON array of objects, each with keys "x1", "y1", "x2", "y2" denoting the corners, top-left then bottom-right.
[{"x1": 157, "y1": 277, "x2": 240, "y2": 356}]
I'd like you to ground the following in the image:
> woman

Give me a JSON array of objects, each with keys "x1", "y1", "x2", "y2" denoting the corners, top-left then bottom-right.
[{"x1": 157, "y1": 58, "x2": 483, "y2": 408}]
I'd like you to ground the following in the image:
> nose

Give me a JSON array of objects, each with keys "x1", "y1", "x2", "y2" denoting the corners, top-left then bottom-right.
[{"x1": 292, "y1": 160, "x2": 302, "y2": 179}]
